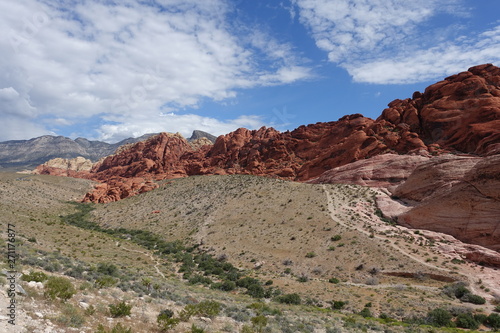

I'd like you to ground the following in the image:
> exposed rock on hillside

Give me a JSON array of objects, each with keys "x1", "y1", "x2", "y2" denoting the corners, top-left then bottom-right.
[
  {"x1": 378, "y1": 63, "x2": 500, "y2": 155},
  {"x1": 395, "y1": 154, "x2": 500, "y2": 253},
  {"x1": 33, "y1": 156, "x2": 94, "y2": 177},
  {"x1": 308, "y1": 154, "x2": 430, "y2": 187}
]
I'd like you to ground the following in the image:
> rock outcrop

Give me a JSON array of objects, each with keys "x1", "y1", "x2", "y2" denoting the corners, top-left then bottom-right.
[
  {"x1": 308, "y1": 154, "x2": 430, "y2": 187},
  {"x1": 378, "y1": 63, "x2": 500, "y2": 156},
  {"x1": 394, "y1": 154, "x2": 500, "y2": 253},
  {"x1": 33, "y1": 157, "x2": 94, "y2": 178}
]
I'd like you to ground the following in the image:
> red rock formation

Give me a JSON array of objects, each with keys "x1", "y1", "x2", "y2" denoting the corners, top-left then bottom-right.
[
  {"x1": 308, "y1": 153, "x2": 430, "y2": 187},
  {"x1": 394, "y1": 154, "x2": 500, "y2": 253},
  {"x1": 39, "y1": 64, "x2": 499, "y2": 208},
  {"x1": 378, "y1": 63, "x2": 500, "y2": 155}
]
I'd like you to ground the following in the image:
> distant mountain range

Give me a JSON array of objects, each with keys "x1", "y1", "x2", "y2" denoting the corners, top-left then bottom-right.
[{"x1": 0, "y1": 130, "x2": 216, "y2": 169}]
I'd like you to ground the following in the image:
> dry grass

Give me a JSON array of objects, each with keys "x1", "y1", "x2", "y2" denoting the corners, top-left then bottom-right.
[{"x1": 1, "y1": 171, "x2": 496, "y2": 332}]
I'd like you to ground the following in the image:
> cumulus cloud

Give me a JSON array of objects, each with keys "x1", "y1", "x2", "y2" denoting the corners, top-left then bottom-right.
[
  {"x1": 97, "y1": 113, "x2": 266, "y2": 143},
  {"x1": 0, "y1": 0, "x2": 313, "y2": 141},
  {"x1": 293, "y1": 0, "x2": 500, "y2": 84}
]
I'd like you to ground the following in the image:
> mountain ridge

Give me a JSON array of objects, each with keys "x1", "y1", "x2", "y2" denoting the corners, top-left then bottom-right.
[{"x1": 0, "y1": 131, "x2": 217, "y2": 169}]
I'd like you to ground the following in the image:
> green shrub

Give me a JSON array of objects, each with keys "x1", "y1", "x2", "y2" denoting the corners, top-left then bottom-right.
[
  {"x1": 95, "y1": 276, "x2": 117, "y2": 288},
  {"x1": 247, "y1": 303, "x2": 281, "y2": 316},
  {"x1": 426, "y1": 308, "x2": 453, "y2": 327},
  {"x1": 190, "y1": 324, "x2": 205, "y2": 333},
  {"x1": 359, "y1": 307, "x2": 372, "y2": 318},
  {"x1": 157, "y1": 309, "x2": 179, "y2": 332},
  {"x1": 275, "y1": 293, "x2": 301, "y2": 305},
  {"x1": 328, "y1": 277, "x2": 339, "y2": 284},
  {"x1": 474, "y1": 313, "x2": 488, "y2": 324},
  {"x1": 179, "y1": 301, "x2": 221, "y2": 321},
  {"x1": 45, "y1": 276, "x2": 76, "y2": 300},
  {"x1": 443, "y1": 283, "x2": 469, "y2": 299},
  {"x1": 331, "y1": 235, "x2": 342, "y2": 241},
  {"x1": 495, "y1": 305, "x2": 500, "y2": 313},
  {"x1": 236, "y1": 277, "x2": 261, "y2": 289},
  {"x1": 246, "y1": 284, "x2": 265, "y2": 298},
  {"x1": 97, "y1": 263, "x2": 119, "y2": 276},
  {"x1": 109, "y1": 302, "x2": 132, "y2": 318},
  {"x1": 251, "y1": 315, "x2": 268, "y2": 333},
  {"x1": 455, "y1": 313, "x2": 479, "y2": 330},
  {"x1": 211, "y1": 280, "x2": 236, "y2": 291},
  {"x1": 332, "y1": 301, "x2": 346, "y2": 310},
  {"x1": 188, "y1": 274, "x2": 212, "y2": 286},
  {"x1": 96, "y1": 323, "x2": 133, "y2": 333},
  {"x1": 487, "y1": 313, "x2": 500, "y2": 330},
  {"x1": 22, "y1": 271, "x2": 48, "y2": 283},
  {"x1": 461, "y1": 293, "x2": 486, "y2": 305},
  {"x1": 56, "y1": 304, "x2": 85, "y2": 328},
  {"x1": 305, "y1": 252, "x2": 316, "y2": 258}
]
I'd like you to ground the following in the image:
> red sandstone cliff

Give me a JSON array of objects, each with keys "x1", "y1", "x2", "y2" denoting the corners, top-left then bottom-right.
[{"x1": 56, "y1": 64, "x2": 498, "y2": 203}]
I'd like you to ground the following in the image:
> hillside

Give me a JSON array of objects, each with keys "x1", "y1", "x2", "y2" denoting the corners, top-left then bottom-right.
[{"x1": 1, "y1": 173, "x2": 500, "y2": 332}]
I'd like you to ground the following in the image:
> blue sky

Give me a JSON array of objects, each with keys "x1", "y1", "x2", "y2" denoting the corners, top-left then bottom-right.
[{"x1": 0, "y1": 0, "x2": 499, "y2": 142}]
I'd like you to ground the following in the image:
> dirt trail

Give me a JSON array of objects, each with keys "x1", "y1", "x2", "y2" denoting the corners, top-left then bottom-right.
[
  {"x1": 322, "y1": 184, "x2": 500, "y2": 309},
  {"x1": 120, "y1": 244, "x2": 166, "y2": 279},
  {"x1": 322, "y1": 185, "x2": 452, "y2": 272}
]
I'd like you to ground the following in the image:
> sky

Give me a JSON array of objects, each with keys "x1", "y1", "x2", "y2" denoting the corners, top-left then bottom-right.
[{"x1": 1, "y1": 0, "x2": 499, "y2": 143}]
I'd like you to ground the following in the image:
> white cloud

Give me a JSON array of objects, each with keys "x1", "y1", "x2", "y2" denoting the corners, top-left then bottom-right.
[
  {"x1": 97, "y1": 113, "x2": 266, "y2": 143},
  {"x1": 346, "y1": 26, "x2": 500, "y2": 84},
  {"x1": 293, "y1": 0, "x2": 500, "y2": 84},
  {"x1": 0, "y1": 0, "x2": 313, "y2": 141}
]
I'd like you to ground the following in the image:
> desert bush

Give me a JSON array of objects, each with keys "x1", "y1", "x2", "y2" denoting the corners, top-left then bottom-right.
[
  {"x1": 45, "y1": 276, "x2": 76, "y2": 300},
  {"x1": 109, "y1": 301, "x2": 132, "y2": 318},
  {"x1": 331, "y1": 301, "x2": 346, "y2": 310},
  {"x1": 95, "y1": 276, "x2": 117, "y2": 288},
  {"x1": 331, "y1": 235, "x2": 342, "y2": 241},
  {"x1": 275, "y1": 293, "x2": 301, "y2": 305},
  {"x1": 188, "y1": 274, "x2": 212, "y2": 286},
  {"x1": 247, "y1": 303, "x2": 281, "y2": 316},
  {"x1": 443, "y1": 282, "x2": 469, "y2": 298},
  {"x1": 236, "y1": 277, "x2": 260, "y2": 289},
  {"x1": 211, "y1": 280, "x2": 236, "y2": 291},
  {"x1": 455, "y1": 313, "x2": 479, "y2": 330},
  {"x1": 474, "y1": 313, "x2": 488, "y2": 324},
  {"x1": 157, "y1": 309, "x2": 179, "y2": 332},
  {"x1": 358, "y1": 307, "x2": 372, "y2": 318},
  {"x1": 426, "y1": 308, "x2": 453, "y2": 327},
  {"x1": 56, "y1": 303, "x2": 85, "y2": 328},
  {"x1": 305, "y1": 252, "x2": 316, "y2": 258},
  {"x1": 461, "y1": 293, "x2": 486, "y2": 305},
  {"x1": 251, "y1": 315, "x2": 268, "y2": 333},
  {"x1": 297, "y1": 273, "x2": 309, "y2": 283},
  {"x1": 22, "y1": 271, "x2": 48, "y2": 282},
  {"x1": 328, "y1": 277, "x2": 339, "y2": 284},
  {"x1": 179, "y1": 300, "x2": 221, "y2": 321},
  {"x1": 97, "y1": 263, "x2": 119, "y2": 276},
  {"x1": 96, "y1": 323, "x2": 133, "y2": 333},
  {"x1": 487, "y1": 313, "x2": 500, "y2": 330}
]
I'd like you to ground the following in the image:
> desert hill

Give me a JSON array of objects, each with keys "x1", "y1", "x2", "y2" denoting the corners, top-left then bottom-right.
[
  {"x1": 2, "y1": 172, "x2": 500, "y2": 332},
  {"x1": 34, "y1": 64, "x2": 500, "y2": 256}
]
